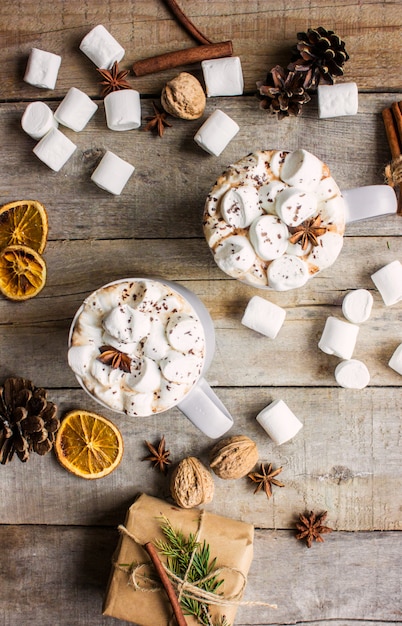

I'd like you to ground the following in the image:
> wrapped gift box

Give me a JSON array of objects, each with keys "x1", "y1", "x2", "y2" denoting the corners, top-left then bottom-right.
[{"x1": 103, "y1": 493, "x2": 254, "y2": 625}]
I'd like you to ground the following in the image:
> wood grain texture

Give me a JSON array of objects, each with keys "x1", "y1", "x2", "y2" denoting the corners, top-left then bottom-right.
[
  {"x1": 1, "y1": 1, "x2": 402, "y2": 624},
  {"x1": 0, "y1": 525, "x2": 401, "y2": 625}
]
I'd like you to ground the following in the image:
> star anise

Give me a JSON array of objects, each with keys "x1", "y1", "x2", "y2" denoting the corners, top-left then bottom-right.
[
  {"x1": 96, "y1": 61, "x2": 131, "y2": 97},
  {"x1": 97, "y1": 345, "x2": 132, "y2": 373},
  {"x1": 144, "y1": 101, "x2": 172, "y2": 137},
  {"x1": 288, "y1": 215, "x2": 327, "y2": 250},
  {"x1": 142, "y1": 436, "x2": 171, "y2": 473},
  {"x1": 296, "y1": 510, "x2": 333, "y2": 548},
  {"x1": 247, "y1": 463, "x2": 285, "y2": 499}
]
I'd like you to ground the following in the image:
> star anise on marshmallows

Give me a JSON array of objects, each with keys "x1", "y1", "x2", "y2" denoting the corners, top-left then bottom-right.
[
  {"x1": 288, "y1": 215, "x2": 327, "y2": 250},
  {"x1": 96, "y1": 61, "x2": 131, "y2": 97},
  {"x1": 97, "y1": 345, "x2": 132, "y2": 373}
]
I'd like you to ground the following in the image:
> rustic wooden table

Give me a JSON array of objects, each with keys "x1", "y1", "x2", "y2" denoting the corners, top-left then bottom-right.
[{"x1": 1, "y1": 1, "x2": 402, "y2": 625}]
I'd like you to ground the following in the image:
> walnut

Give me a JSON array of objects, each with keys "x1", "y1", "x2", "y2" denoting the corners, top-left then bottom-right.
[
  {"x1": 161, "y1": 72, "x2": 206, "y2": 120},
  {"x1": 209, "y1": 435, "x2": 259, "y2": 479},
  {"x1": 170, "y1": 456, "x2": 214, "y2": 508}
]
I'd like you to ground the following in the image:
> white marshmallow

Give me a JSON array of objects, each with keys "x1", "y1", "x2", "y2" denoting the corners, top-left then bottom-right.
[
  {"x1": 21, "y1": 102, "x2": 57, "y2": 139},
  {"x1": 220, "y1": 186, "x2": 262, "y2": 228},
  {"x1": 275, "y1": 187, "x2": 318, "y2": 227},
  {"x1": 143, "y1": 319, "x2": 170, "y2": 360},
  {"x1": 269, "y1": 151, "x2": 288, "y2": 178},
  {"x1": 280, "y1": 149, "x2": 323, "y2": 192},
  {"x1": 342, "y1": 289, "x2": 373, "y2": 324},
  {"x1": 33, "y1": 127, "x2": 76, "y2": 172},
  {"x1": 315, "y1": 176, "x2": 341, "y2": 201},
  {"x1": 90, "y1": 358, "x2": 125, "y2": 387},
  {"x1": 132, "y1": 281, "x2": 165, "y2": 312},
  {"x1": 94, "y1": 384, "x2": 124, "y2": 412},
  {"x1": 79, "y1": 24, "x2": 125, "y2": 69},
  {"x1": 334, "y1": 359, "x2": 370, "y2": 389},
  {"x1": 214, "y1": 234, "x2": 256, "y2": 277},
  {"x1": 24, "y1": 48, "x2": 62, "y2": 89},
  {"x1": 388, "y1": 344, "x2": 402, "y2": 376},
  {"x1": 241, "y1": 295, "x2": 286, "y2": 339},
  {"x1": 123, "y1": 390, "x2": 154, "y2": 417},
  {"x1": 258, "y1": 180, "x2": 288, "y2": 213},
  {"x1": 100, "y1": 331, "x2": 140, "y2": 356},
  {"x1": 102, "y1": 304, "x2": 151, "y2": 344},
  {"x1": 166, "y1": 313, "x2": 204, "y2": 353},
  {"x1": 318, "y1": 316, "x2": 359, "y2": 359},
  {"x1": 371, "y1": 260, "x2": 402, "y2": 306},
  {"x1": 318, "y1": 82, "x2": 358, "y2": 118},
  {"x1": 68, "y1": 345, "x2": 97, "y2": 379},
  {"x1": 256, "y1": 399, "x2": 303, "y2": 445},
  {"x1": 267, "y1": 255, "x2": 309, "y2": 291},
  {"x1": 157, "y1": 378, "x2": 187, "y2": 408},
  {"x1": 160, "y1": 350, "x2": 202, "y2": 385},
  {"x1": 249, "y1": 215, "x2": 289, "y2": 260},
  {"x1": 319, "y1": 195, "x2": 346, "y2": 223},
  {"x1": 125, "y1": 357, "x2": 162, "y2": 393},
  {"x1": 54, "y1": 87, "x2": 98, "y2": 132},
  {"x1": 104, "y1": 90, "x2": 141, "y2": 131},
  {"x1": 343, "y1": 185, "x2": 397, "y2": 223},
  {"x1": 194, "y1": 109, "x2": 239, "y2": 157},
  {"x1": 91, "y1": 150, "x2": 135, "y2": 195},
  {"x1": 307, "y1": 231, "x2": 344, "y2": 271},
  {"x1": 201, "y1": 56, "x2": 243, "y2": 96}
]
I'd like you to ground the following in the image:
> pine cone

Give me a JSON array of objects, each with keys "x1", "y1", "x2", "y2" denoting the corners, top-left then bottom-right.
[
  {"x1": 288, "y1": 26, "x2": 349, "y2": 89},
  {"x1": 257, "y1": 65, "x2": 311, "y2": 120},
  {"x1": 0, "y1": 377, "x2": 59, "y2": 464}
]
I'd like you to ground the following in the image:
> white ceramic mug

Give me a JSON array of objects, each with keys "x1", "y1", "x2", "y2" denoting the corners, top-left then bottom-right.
[{"x1": 68, "y1": 277, "x2": 234, "y2": 439}]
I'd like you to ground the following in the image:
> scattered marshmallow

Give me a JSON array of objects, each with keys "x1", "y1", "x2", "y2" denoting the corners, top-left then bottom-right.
[
  {"x1": 54, "y1": 87, "x2": 98, "y2": 132},
  {"x1": 256, "y1": 399, "x2": 303, "y2": 445},
  {"x1": 33, "y1": 127, "x2": 76, "y2": 172},
  {"x1": 334, "y1": 359, "x2": 370, "y2": 389},
  {"x1": 24, "y1": 48, "x2": 62, "y2": 89},
  {"x1": 318, "y1": 316, "x2": 359, "y2": 360},
  {"x1": 388, "y1": 344, "x2": 402, "y2": 375},
  {"x1": 91, "y1": 150, "x2": 135, "y2": 195},
  {"x1": 280, "y1": 149, "x2": 323, "y2": 192},
  {"x1": 79, "y1": 24, "x2": 125, "y2": 69},
  {"x1": 194, "y1": 109, "x2": 239, "y2": 156},
  {"x1": 318, "y1": 82, "x2": 358, "y2": 118},
  {"x1": 241, "y1": 295, "x2": 286, "y2": 339},
  {"x1": 267, "y1": 254, "x2": 309, "y2": 291},
  {"x1": 342, "y1": 289, "x2": 373, "y2": 323},
  {"x1": 371, "y1": 260, "x2": 402, "y2": 306},
  {"x1": 21, "y1": 101, "x2": 58, "y2": 139},
  {"x1": 343, "y1": 185, "x2": 397, "y2": 223},
  {"x1": 104, "y1": 89, "x2": 141, "y2": 131},
  {"x1": 201, "y1": 56, "x2": 244, "y2": 97}
]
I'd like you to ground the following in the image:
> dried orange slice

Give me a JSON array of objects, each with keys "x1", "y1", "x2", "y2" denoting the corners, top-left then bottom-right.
[
  {"x1": 0, "y1": 244, "x2": 47, "y2": 301},
  {"x1": 0, "y1": 200, "x2": 48, "y2": 254},
  {"x1": 54, "y1": 410, "x2": 124, "y2": 479}
]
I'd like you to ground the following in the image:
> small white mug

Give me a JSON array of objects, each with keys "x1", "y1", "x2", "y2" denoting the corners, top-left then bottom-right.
[{"x1": 68, "y1": 277, "x2": 234, "y2": 438}]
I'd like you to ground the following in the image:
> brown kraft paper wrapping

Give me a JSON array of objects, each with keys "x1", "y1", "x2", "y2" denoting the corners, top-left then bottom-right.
[{"x1": 103, "y1": 493, "x2": 255, "y2": 625}]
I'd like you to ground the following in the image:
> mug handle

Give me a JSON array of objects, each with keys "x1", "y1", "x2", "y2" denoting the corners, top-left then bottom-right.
[
  {"x1": 343, "y1": 185, "x2": 397, "y2": 223},
  {"x1": 177, "y1": 377, "x2": 234, "y2": 439}
]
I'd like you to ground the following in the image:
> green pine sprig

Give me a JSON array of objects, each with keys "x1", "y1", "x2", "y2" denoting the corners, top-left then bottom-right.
[{"x1": 155, "y1": 516, "x2": 230, "y2": 626}]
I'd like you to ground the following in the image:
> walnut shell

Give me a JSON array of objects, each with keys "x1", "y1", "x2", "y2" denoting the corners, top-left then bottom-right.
[
  {"x1": 161, "y1": 72, "x2": 206, "y2": 120},
  {"x1": 209, "y1": 435, "x2": 259, "y2": 479},
  {"x1": 170, "y1": 456, "x2": 214, "y2": 508}
]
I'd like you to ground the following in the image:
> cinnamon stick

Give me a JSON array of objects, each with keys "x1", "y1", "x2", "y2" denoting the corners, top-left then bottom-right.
[
  {"x1": 382, "y1": 103, "x2": 402, "y2": 215},
  {"x1": 162, "y1": 0, "x2": 212, "y2": 45},
  {"x1": 144, "y1": 542, "x2": 187, "y2": 626},
  {"x1": 132, "y1": 40, "x2": 233, "y2": 76}
]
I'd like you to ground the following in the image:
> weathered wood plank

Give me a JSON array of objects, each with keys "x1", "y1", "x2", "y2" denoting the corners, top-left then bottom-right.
[
  {"x1": 1, "y1": 237, "x2": 401, "y2": 389},
  {"x1": 1, "y1": 0, "x2": 401, "y2": 99},
  {"x1": 0, "y1": 525, "x2": 401, "y2": 625},
  {"x1": 0, "y1": 387, "x2": 401, "y2": 530},
  {"x1": 1, "y1": 94, "x2": 400, "y2": 240}
]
